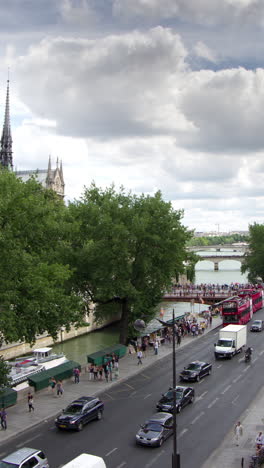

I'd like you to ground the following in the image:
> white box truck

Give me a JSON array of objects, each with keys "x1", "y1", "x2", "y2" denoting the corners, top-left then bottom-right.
[
  {"x1": 61, "y1": 454, "x2": 106, "y2": 468},
  {"x1": 214, "y1": 324, "x2": 247, "y2": 359}
]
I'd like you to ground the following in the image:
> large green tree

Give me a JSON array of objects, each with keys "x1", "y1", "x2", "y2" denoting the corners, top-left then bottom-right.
[
  {"x1": 0, "y1": 170, "x2": 83, "y2": 345},
  {"x1": 241, "y1": 223, "x2": 264, "y2": 283},
  {"x1": 67, "y1": 184, "x2": 191, "y2": 344}
]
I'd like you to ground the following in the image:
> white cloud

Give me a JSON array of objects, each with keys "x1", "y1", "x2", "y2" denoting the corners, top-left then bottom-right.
[{"x1": 193, "y1": 41, "x2": 217, "y2": 63}]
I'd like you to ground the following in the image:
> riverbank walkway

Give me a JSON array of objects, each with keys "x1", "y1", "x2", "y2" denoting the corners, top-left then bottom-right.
[{"x1": 0, "y1": 315, "x2": 261, "y2": 468}]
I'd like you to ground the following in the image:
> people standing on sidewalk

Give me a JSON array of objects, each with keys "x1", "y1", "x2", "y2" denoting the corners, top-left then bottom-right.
[
  {"x1": 56, "y1": 380, "x2": 64, "y2": 397},
  {"x1": 73, "y1": 367, "x2": 80, "y2": 384},
  {"x1": 177, "y1": 330, "x2": 182, "y2": 346},
  {"x1": 27, "y1": 392, "x2": 34, "y2": 412},
  {"x1": 255, "y1": 431, "x2": 264, "y2": 452},
  {"x1": 109, "y1": 360, "x2": 113, "y2": 381},
  {"x1": 0, "y1": 407, "x2": 7, "y2": 430},
  {"x1": 99, "y1": 365, "x2": 103, "y2": 381},
  {"x1": 234, "y1": 421, "x2": 243, "y2": 446},
  {"x1": 137, "y1": 349, "x2": 143, "y2": 365},
  {"x1": 104, "y1": 363, "x2": 109, "y2": 382},
  {"x1": 141, "y1": 341, "x2": 147, "y2": 357},
  {"x1": 154, "y1": 340, "x2": 159, "y2": 355},
  {"x1": 49, "y1": 377, "x2": 56, "y2": 393},
  {"x1": 88, "y1": 364, "x2": 94, "y2": 381}
]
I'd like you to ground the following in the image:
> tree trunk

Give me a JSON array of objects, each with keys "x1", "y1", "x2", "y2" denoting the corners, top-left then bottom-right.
[{"x1": 119, "y1": 298, "x2": 129, "y2": 345}]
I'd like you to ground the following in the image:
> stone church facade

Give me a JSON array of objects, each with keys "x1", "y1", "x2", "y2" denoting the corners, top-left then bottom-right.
[{"x1": 0, "y1": 80, "x2": 65, "y2": 197}]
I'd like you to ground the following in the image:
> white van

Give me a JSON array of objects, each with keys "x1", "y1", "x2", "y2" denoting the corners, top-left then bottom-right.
[{"x1": 62, "y1": 454, "x2": 106, "y2": 468}]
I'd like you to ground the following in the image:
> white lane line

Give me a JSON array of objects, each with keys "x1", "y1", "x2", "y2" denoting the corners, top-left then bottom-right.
[
  {"x1": 116, "y1": 463, "x2": 127, "y2": 468},
  {"x1": 233, "y1": 374, "x2": 242, "y2": 383},
  {"x1": 207, "y1": 398, "x2": 219, "y2": 409},
  {"x1": 141, "y1": 373, "x2": 151, "y2": 379},
  {"x1": 221, "y1": 384, "x2": 231, "y2": 394},
  {"x1": 145, "y1": 450, "x2": 165, "y2": 468},
  {"x1": 130, "y1": 391, "x2": 137, "y2": 397},
  {"x1": 144, "y1": 394, "x2": 152, "y2": 399},
  {"x1": 216, "y1": 364, "x2": 222, "y2": 368},
  {"x1": 232, "y1": 394, "x2": 240, "y2": 405},
  {"x1": 179, "y1": 428, "x2": 188, "y2": 438},
  {"x1": 259, "y1": 349, "x2": 264, "y2": 355},
  {"x1": 124, "y1": 383, "x2": 134, "y2": 389},
  {"x1": 238, "y1": 357, "x2": 244, "y2": 362},
  {"x1": 191, "y1": 411, "x2": 205, "y2": 425},
  {"x1": 252, "y1": 358, "x2": 257, "y2": 364},
  {"x1": 243, "y1": 366, "x2": 250, "y2": 373},
  {"x1": 200, "y1": 390, "x2": 208, "y2": 398},
  {"x1": 106, "y1": 448, "x2": 118, "y2": 457},
  {"x1": 16, "y1": 434, "x2": 41, "y2": 448}
]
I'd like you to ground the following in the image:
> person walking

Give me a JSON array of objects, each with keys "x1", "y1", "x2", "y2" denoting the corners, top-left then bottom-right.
[
  {"x1": 0, "y1": 407, "x2": 7, "y2": 430},
  {"x1": 104, "y1": 363, "x2": 109, "y2": 382},
  {"x1": 88, "y1": 364, "x2": 94, "y2": 381},
  {"x1": 56, "y1": 380, "x2": 64, "y2": 397},
  {"x1": 49, "y1": 377, "x2": 56, "y2": 393},
  {"x1": 93, "y1": 365, "x2": 98, "y2": 381},
  {"x1": 234, "y1": 421, "x2": 243, "y2": 446},
  {"x1": 176, "y1": 330, "x2": 182, "y2": 346},
  {"x1": 27, "y1": 392, "x2": 34, "y2": 412},
  {"x1": 137, "y1": 349, "x2": 143, "y2": 365}
]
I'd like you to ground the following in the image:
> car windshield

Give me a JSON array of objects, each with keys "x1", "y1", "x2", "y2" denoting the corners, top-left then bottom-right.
[
  {"x1": 144, "y1": 422, "x2": 162, "y2": 432},
  {"x1": 0, "y1": 462, "x2": 19, "y2": 467},
  {"x1": 217, "y1": 339, "x2": 233, "y2": 347},
  {"x1": 186, "y1": 363, "x2": 200, "y2": 371},
  {"x1": 65, "y1": 404, "x2": 83, "y2": 414},
  {"x1": 253, "y1": 321, "x2": 261, "y2": 325}
]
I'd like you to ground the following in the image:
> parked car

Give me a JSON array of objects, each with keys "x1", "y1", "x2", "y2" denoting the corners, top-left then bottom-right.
[
  {"x1": 156, "y1": 386, "x2": 195, "y2": 413},
  {"x1": 250, "y1": 320, "x2": 264, "y2": 332},
  {"x1": 0, "y1": 447, "x2": 49, "y2": 468},
  {"x1": 55, "y1": 396, "x2": 104, "y2": 431},
  {"x1": 179, "y1": 361, "x2": 212, "y2": 382},
  {"x1": 136, "y1": 412, "x2": 173, "y2": 447}
]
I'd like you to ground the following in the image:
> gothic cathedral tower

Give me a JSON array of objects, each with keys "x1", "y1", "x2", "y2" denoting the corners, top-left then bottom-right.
[{"x1": 0, "y1": 80, "x2": 13, "y2": 170}]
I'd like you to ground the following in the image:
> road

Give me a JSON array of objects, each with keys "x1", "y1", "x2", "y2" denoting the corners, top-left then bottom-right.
[{"x1": 1, "y1": 311, "x2": 264, "y2": 468}]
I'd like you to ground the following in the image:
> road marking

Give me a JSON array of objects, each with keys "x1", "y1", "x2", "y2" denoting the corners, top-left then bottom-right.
[
  {"x1": 144, "y1": 394, "x2": 152, "y2": 399},
  {"x1": 232, "y1": 394, "x2": 240, "y2": 405},
  {"x1": 243, "y1": 366, "x2": 250, "y2": 373},
  {"x1": 130, "y1": 391, "x2": 137, "y2": 397},
  {"x1": 16, "y1": 434, "x2": 41, "y2": 448},
  {"x1": 216, "y1": 364, "x2": 222, "y2": 368},
  {"x1": 106, "y1": 448, "x2": 118, "y2": 457},
  {"x1": 259, "y1": 349, "x2": 264, "y2": 355},
  {"x1": 191, "y1": 411, "x2": 205, "y2": 424},
  {"x1": 233, "y1": 374, "x2": 242, "y2": 383},
  {"x1": 179, "y1": 428, "x2": 188, "y2": 438},
  {"x1": 221, "y1": 384, "x2": 231, "y2": 394},
  {"x1": 141, "y1": 373, "x2": 151, "y2": 379},
  {"x1": 207, "y1": 398, "x2": 219, "y2": 409},
  {"x1": 116, "y1": 462, "x2": 127, "y2": 468},
  {"x1": 104, "y1": 392, "x2": 114, "y2": 400},
  {"x1": 145, "y1": 450, "x2": 165, "y2": 467},
  {"x1": 195, "y1": 390, "x2": 208, "y2": 403},
  {"x1": 252, "y1": 358, "x2": 257, "y2": 364},
  {"x1": 124, "y1": 383, "x2": 134, "y2": 389}
]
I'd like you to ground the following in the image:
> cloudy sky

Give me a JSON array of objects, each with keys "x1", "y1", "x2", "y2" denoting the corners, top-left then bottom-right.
[{"x1": 0, "y1": 0, "x2": 263, "y2": 233}]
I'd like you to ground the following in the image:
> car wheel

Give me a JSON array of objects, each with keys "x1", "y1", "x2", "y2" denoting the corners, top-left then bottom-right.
[
  {"x1": 97, "y1": 410, "x2": 103, "y2": 420},
  {"x1": 177, "y1": 405, "x2": 181, "y2": 413},
  {"x1": 196, "y1": 375, "x2": 200, "y2": 382},
  {"x1": 77, "y1": 422, "x2": 83, "y2": 432},
  {"x1": 158, "y1": 437, "x2": 164, "y2": 447}
]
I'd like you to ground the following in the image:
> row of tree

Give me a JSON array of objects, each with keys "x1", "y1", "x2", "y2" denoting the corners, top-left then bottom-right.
[
  {"x1": 187, "y1": 234, "x2": 249, "y2": 246},
  {"x1": 0, "y1": 170, "x2": 197, "y2": 352}
]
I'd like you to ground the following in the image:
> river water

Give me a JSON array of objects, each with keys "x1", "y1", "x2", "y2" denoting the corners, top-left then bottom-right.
[{"x1": 53, "y1": 258, "x2": 248, "y2": 365}]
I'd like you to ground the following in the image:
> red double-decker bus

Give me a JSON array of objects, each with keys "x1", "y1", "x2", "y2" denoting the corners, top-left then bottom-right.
[
  {"x1": 221, "y1": 296, "x2": 253, "y2": 326},
  {"x1": 238, "y1": 288, "x2": 264, "y2": 313}
]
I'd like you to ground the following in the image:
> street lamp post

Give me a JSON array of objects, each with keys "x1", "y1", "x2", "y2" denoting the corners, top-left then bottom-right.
[{"x1": 134, "y1": 310, "x2": 180, "y2": 468}]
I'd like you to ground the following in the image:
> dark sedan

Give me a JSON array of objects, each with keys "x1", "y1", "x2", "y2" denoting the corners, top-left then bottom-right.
[
  {"x1": 136, "y1": 412, "x2": 173, "y2": 447},
  {"x1": 250, "y1": 320, "x2": 264, "y2": 332},
  {"x1": 156, "y1": 386, "x2": 195, "y2": 413},
  {"x1": 179, "y1": 361, "x2": 212, "y2": 382},
  {"x1": 55, "y1": 396, "x2": 104, "y2": 431}
]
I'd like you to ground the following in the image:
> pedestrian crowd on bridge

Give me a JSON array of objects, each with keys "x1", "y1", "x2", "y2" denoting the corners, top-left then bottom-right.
[{"x1": 166, "y1": 282, "x2": 261, "y2": 298}]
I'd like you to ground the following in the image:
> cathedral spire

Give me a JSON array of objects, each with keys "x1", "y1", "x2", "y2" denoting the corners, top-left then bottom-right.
[{"x1": 0, "y1": 79, "x2": 13, "y2": 170}]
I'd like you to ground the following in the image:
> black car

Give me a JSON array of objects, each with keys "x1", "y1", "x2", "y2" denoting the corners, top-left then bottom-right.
[
  {"x1": 136, "y1": 412, "x2": 173, "y2": 447},
  {"x1": 156, "y1": 386, "x2": 195, "y2": 413},
  {"x1": 55, "y1": 396, "x2": 104, "y2": 431},
  {"x1": 179, "y1": 361, "x2": 212, "y2": 382},
  {"x1": 250, "y1": 320, "x2": 264, "y2": 332}
]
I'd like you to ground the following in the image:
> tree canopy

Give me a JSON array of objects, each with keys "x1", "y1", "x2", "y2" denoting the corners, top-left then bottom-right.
[
  {"x1": 0, "y1": 170, "x2": 83, "y2": 345},
  {"x1": 241, "y1": 223, "x2": 264, "y2": 283},
  {"x1": 67, "y1": 184, "x2": 192, "y2": 344}
]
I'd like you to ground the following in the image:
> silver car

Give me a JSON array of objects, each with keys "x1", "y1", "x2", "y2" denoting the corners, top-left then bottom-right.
[
  {"x1": 136, "y1": 412, "x2": 173, "y2": 447},
  {"x1": 0, "y1": 448, "x2": 49, "y2": 468}
]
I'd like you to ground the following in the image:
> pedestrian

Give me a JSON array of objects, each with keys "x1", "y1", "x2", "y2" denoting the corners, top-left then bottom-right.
[
  {"x1": 137, "y1": 349, "x2": 143, "y2": 365},
  {"x1": 176, "y1": 330, "x2": 181, "y2": 347},
  {"x1": 109, "y1": 360, "x2": 113, "y2": 381},
  {"x1": 93, "y1": 365, "x2": 98, "y2": 381},
  {"x1": 56, "y1": 380, "x2": 64, "y2": 397},
  {"x1": 104, "y1": 363, "x2": 109, "y2": 382},
  {"x1": 49, "y1": 377, "x2": 56, "y2": 393},
  {"x1": 114, "y1": 366, "x2": 119, "y2": 380},
  {"x1": 88, "y1": 364, "x2": 94, "y2": 381},
  {"x1": 209, "y1": 314, "x2": 213, "y2": 326},
  {"x1": 114, "y1": 355, "x2": 119, "y2": 369},
  {"x1": 255, "y1": 432, "x2": 264, "y2": 452},
  {"x1": 141, "y1": 341, "x2": 147, "y2": 357},
  {"x1": 99, "y1": 366, "x2": 103, "y2": 381},
  {"x1": 0, "y1": 407, "x2": 7, "y2": 430},
  {"x1": 234, "y1": 421, "x2": 243, "y2": 446},
  {"x1": 154, "y1": 340, "x2": 159, "y2": 355},
  {"x1": 27, "y1": 392, "x2": 34, "y2": 412},
  {"x1": 73, "y1": 367, "x2": 80, "y2": 384}
]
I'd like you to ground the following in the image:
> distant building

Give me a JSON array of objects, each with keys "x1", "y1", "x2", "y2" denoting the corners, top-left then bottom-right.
[{"x1": 0, "y1": 80, "x2": 65, "y2": 198}]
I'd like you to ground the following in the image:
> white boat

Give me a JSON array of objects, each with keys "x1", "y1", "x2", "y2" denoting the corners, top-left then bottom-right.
[{"x1": 8, "y1": 347, "x2": 68, "y2": 387}]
